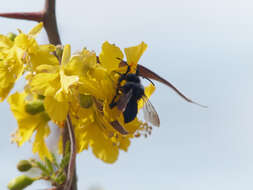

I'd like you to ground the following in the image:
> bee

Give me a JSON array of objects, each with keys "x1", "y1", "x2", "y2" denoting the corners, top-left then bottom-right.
[
  {"x1": 109, "y1": 61, "x2": 206, "y2": 135},
  {"x1": 109, "y1": 63, "x2": 160, "y2": 134}
]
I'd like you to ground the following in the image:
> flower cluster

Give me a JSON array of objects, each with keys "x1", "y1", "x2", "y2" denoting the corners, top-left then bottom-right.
[{"x1": 0, "y1": 23, "x2": 155, "y2": 163}]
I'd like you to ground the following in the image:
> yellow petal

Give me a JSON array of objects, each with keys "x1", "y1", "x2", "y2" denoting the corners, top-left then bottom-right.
[
  {"x1": 60, "y1": 71, "x2": 79, "y2": 95},
  {"x1": 88, "y1": 124, "x2": 119, "y2": 163},
  {"x1": 28, "y1": 22, "x2": 43, "y2": 37},
  {"x1": 30, "y1": 44, "x2": 58, "y2": 69},
  {"x1": 0, "y1": 35, "x2": 13, "y2": 48},
  {"x1": 118, "y1": 137, "x2": 130, "y2": 152},
  {"x1": 99, "y1": 41, "x2": 124, "y2": 71},
  {"x1": 15, "y1": 33, "x2": 39, "y2": 54},
  {"x1": 138, "y1": 84, "x2": 155, "y2": 109},
  {"x1": 62, "y1": 44, "x2": 71, "y2": 65},
  {"x1": 8, "y1": 92, "x2": 36, "y2": 145},
  {"x1": 0, "y1": 50, "x2": 24, "y2": 101},
  {"x1": 36, "y1": 64, "x2": 59, "y2": 73},
  {"x1": 8, "y1": 92, "x2": 50, "y2": 147},
  {"x1": 32, "y1": 124, "x2": 52, "y2": 161},
  {"x1": 0, "y1": 83, "x2": 14, "y2": 102},
  {"x1": 58, "y1": 135, "x2": 63, "y2": 154},
  {"x1": 124, "y1": 42, "x2": 147, "y2": 71},
  {"x1": 30, "y1": 72, "x2": 59, "y2": 96},
  {"x1": 44, "y1": 96, "x2": 69, "y2": 122}
]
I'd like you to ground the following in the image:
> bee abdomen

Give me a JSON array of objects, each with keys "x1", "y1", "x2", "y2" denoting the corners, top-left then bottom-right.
[{"x1": 123, "y1": 98, "x2": 138, "y2": 123}]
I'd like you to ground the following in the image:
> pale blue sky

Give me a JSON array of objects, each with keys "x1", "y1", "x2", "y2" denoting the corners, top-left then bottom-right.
[{"x1": 0, "y1": 0, "x2": 253, "y2": 189}]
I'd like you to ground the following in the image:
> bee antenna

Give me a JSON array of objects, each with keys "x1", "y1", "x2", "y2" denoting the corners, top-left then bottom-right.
[{"x1": 143, "y1": 76, "x2": 155, "y2": 86}]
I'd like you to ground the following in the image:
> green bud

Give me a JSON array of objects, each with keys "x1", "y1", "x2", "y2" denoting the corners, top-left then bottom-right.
[
  {"x1": 25, "y1": 100, "x2": 45, "y2": 115},
  {"x1": 7, "y1": 32, "x2": 17, "y2": 41},
  {"x1": 8, "y1": 175, "x2": 34, "y2": 190},
  {"x1": 79, "y1": 94, "x2": 93, "y2": 108},
  {"x1": 37, "y1": 95, "x2": 45, "y2": 100},
  {"x1": 56, "y1": 45, "x2": 63, "y2": 59},
  {"x1": 40, "y1": 112, "x2": 51, "y2": 121},
  {"x1": 17, "y1": 160, "x2": 32, "y2": 172}
]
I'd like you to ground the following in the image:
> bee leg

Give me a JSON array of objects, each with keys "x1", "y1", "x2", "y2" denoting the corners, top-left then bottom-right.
[
  {"x1": 110, "y1": 86, "x2": 125, "y2": 108},
  {"x1": 109, "y1": 95, "x2": 118, "y2": 108},
  {"x1": 109, "y1": 87, "x2": 122, "y2": 108},
  {"x1": 110, "y1": 65, "x2": 130, "y2": 109}
]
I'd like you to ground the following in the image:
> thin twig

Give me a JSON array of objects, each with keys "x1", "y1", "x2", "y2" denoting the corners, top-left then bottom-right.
[{"x1": 64, "y1": 115, "x2": 76, "y2": 190}]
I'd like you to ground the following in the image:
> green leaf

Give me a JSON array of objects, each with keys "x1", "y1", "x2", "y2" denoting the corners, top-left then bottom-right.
[
  {"x1": 60, "y1": 153, "x2": 70, "y2": 169},
  {"x1": 45, "y1": 157, "x2": 54, "y2": 174},
  {"x1": 51, "y1": 152, "x2": 59, "y2": 168},
  {"x1": 35, "y1": 161, "x2": 50, "y2": 176}
]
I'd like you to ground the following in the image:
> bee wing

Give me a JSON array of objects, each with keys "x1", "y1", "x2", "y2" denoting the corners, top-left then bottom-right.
[
  {"x1": 138, "y1": 64, "x2": 207, "y2": 108},
  {"x1": 142, "y1": 96, "x2": 160, "y2": 127},
  {"x1": 117, "y1": 89, "x2": 133, "y2": 112}
]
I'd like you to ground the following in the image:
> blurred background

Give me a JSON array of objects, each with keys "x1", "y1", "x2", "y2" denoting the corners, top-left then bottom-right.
[{"x1": 0, "y1": 0, "x2": 253, "y2": 189}]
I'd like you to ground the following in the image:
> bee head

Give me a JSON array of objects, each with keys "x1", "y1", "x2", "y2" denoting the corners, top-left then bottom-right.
[{"x1": 125, "y1": 73, "x2": 140, "y2": 83}]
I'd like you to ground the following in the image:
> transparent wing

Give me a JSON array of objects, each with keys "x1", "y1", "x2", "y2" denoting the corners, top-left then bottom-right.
[
  {"x1": 117, "y1": 89, "x2": 133, "y2": 112},
  {"x1": 142, "y1": 96, "x2": 160, "y2": 127}
]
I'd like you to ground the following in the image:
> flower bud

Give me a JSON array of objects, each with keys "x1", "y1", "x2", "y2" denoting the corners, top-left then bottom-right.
[
  {"x1": 37, "y1": 95, "x2": 45, "y2": 100},
  {"x1": 25, "y1": 100, "x2": 45, "y2": 115},
  {"x1": 79, "y1": 94, "x2": 93, "y2": 108},
  {"x1": 7, "y1": 32, "x2": 17, "y2": 41},
  {"x1": 17, "y1": 160, "x2": 32, "y2": 172},
  {"x1": 40, "y1": 112, "x2": 51, "y2": 121},
  {"x1": 8, "y1": 175, "x2": 34, "y2": 190},
  {"x1": 56, "y1": 45, "x2": 63, "y2": 59}
]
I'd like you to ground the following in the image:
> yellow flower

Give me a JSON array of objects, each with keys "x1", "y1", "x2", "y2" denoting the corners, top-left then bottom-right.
[
  {"x1": 73, "y1": 102, "x2": 150, "y2": 163},
  {"x1": 30, "y1": 45, "x2": 79, "y2": 122},
  {"x1": 15, "y1": 22, "x2": 58, "y2": 70},
  {"x1": 28, "y1": 44, "x2": 58, "y2": 71},
  {"x1": 0, "y1": 41, "x2": 24, "y2": 102},
  {"x1": 8, "y1": 92, "x2": 51, "y2": 160},
  {"x1": 1, "y1": 28, "x2": 156, "y2": 165},
  {"x1": 70, "y1": 42, "x2": 155, "y2": 163},
  {"x1": 0, "y1": 22, "x2": 49, "y2": 102},
  {"x1": 14, "y1": 22, "x2": 43, "y2": 54}
]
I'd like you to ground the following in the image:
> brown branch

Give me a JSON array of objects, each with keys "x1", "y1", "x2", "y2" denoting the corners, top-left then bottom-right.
[
  {"x1": 0, "y1": 12, "x2": 43, "y2": 22},
  {"x1": 42, "y1": 0, "x2": 61, "y2": 45},
  {"x1": 64, "y1": 115, "x2": 77, "y2": 190}
]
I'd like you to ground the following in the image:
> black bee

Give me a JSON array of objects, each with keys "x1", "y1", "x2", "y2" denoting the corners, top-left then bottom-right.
[
  {"x1": 109, "y1": 61, "x2": 206, "y2": 135},
  {"x1": 109, "y1": 64, "x2": 160, "y2": 132}
]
